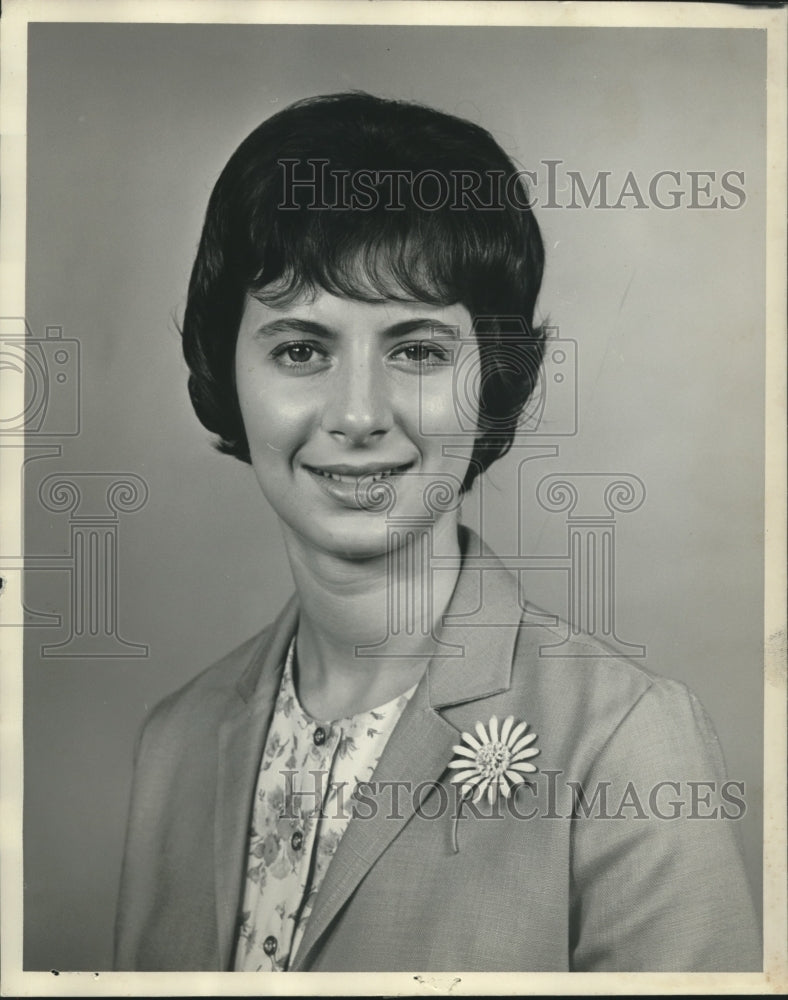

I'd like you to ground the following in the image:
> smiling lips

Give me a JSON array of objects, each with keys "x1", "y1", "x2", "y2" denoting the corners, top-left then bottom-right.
[{"x1": 305, "y1": 462, "x2": 414, "y2": 484}]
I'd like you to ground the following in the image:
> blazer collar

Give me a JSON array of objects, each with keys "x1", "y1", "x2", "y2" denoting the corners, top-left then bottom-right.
[
  {"x1": 428, "y1": 524, "x2": 522, "y2": 708},
  {"x1": 290, "y1": 677, "x2": 460, "y2": 970}
]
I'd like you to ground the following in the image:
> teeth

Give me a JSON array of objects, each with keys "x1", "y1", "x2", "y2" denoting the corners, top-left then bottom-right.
[{"x1": 312, "y1": 466, "x2": 406, "y2": 483}]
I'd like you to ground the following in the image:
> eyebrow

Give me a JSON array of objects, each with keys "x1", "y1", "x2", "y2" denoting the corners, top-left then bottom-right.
[{"x1": 252, "y1": 318, "x2": 461, "y2": 340}]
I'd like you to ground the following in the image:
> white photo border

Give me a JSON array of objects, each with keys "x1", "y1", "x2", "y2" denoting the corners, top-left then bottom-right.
[{"x1": 1, "y1": 1, "x2": 785, "y2": 996}]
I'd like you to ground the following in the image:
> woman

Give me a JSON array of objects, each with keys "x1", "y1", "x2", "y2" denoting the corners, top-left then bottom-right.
[{"x1": 115, "y1": 92, "x2": 759, "y2": 972}]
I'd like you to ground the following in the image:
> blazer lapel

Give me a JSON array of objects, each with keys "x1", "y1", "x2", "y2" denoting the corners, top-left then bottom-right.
[
  {"x1": 214, "y1": 597, "x2": 299, "y2": 969},
  {"x1": 289, "y1": 682, "x2": 458, "y2": 970},
  {"x1": 290, "y1": 532, "x2": 523, "y2": 970}
]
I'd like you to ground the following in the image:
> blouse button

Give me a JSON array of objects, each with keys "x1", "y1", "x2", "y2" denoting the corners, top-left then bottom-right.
[
  {"x1": 313, "y1": 726, "x2": 327, "y2": 746},
  {"x1": 263, "y1": 935, "x2": 277, "y2": 956},
  {"x1": 291, "y1": 830, "x2": 303, "y2": 851}
]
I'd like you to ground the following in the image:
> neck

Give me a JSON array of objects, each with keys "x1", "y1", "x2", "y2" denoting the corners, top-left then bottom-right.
[{"x1": 283, "y1": 516, "x2": 464, "y2": 720}]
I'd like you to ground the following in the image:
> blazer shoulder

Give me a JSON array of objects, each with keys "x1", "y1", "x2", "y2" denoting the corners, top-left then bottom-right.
[{"x1": 509, "y1": 601, "x2": 720, "y2": 765}]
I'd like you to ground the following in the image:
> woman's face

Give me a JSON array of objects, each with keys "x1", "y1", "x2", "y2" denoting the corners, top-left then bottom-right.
[{"x1": 235, "y1": 287, "x2": 479, "y2": 560}]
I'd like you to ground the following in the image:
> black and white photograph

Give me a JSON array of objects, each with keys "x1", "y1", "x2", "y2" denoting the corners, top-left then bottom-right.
[{"x1": 1, "y1": 1, "x2": 785, "y2": 995}]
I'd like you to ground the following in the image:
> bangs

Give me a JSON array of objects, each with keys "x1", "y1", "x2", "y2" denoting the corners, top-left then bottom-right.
[{"x1": 245, "y1": 199, "x2": 514, "y2": 309}]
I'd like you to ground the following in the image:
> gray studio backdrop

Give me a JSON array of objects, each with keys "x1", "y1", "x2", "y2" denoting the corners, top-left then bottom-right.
[{"x1": 22, "y1": 24, "x2": 765, "y2": 970}]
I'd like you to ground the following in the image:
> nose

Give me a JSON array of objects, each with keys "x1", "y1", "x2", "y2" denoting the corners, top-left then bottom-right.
[{"x1": 321, "y1": 354, "x2": 392, "y2": 444}]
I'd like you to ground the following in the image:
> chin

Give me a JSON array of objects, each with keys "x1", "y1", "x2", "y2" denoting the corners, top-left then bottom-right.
[
  {"x1": 318, "y1": 524, "x2": 395, "y2": 562},
  {"x1": 276, "y1": 511, "x2": 392, "y2": 563}
]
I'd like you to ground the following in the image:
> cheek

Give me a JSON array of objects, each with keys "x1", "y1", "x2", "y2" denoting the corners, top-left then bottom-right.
[
  {"x1": 413, "y1": 361, "x2": 479, "y2": 441},
  {"x1": 235, "y1": 364, "x2": 314, "y2": 456}
]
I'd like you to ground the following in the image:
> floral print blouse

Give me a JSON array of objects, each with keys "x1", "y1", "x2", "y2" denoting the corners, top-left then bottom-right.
[{"x1": 233, "y1": 636, "x2": 417, "y2": 971}]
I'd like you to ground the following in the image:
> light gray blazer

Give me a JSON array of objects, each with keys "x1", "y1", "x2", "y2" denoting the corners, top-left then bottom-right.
[{"x1": 115, "y1": 531, "x2": 760, "y2": 971}]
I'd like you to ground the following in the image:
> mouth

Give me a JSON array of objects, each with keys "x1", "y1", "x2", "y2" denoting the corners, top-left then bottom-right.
[{"x1": 304, "y1": 461, "x2": 414, "y2": 483}]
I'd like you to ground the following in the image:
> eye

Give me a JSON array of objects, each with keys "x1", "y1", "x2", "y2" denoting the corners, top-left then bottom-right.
[
  {"x1": 393, "y1": 341, "x2": 452, "y2": 367},
  {"x1": 284, "y1": 343, "x2": 314, "y2": 364},
  {"x1": 270, "y1": 341, "x2": 327, "y2": 371}
]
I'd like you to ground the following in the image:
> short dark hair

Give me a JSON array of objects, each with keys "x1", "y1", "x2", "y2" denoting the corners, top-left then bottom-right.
[{"x1": 181, "y1": 91, "x2": 546, "y2": 491}]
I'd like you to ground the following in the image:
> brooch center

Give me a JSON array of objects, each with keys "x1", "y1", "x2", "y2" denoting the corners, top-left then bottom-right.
[{"x1": 476, "y1": 741, "x2": 512, "y2": 777}]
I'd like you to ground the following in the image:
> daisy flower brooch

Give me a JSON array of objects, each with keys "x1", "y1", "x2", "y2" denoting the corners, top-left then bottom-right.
[{"x1": 448, "y1": 715, "x2": 539, "y2": 851}]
